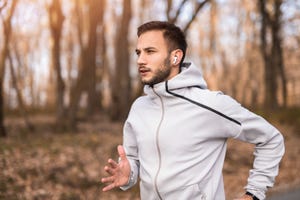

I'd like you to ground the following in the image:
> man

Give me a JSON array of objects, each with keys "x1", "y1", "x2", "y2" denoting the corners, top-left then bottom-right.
[{"x1": 101, "y1": 21, "x2": 285, "y2": 200}]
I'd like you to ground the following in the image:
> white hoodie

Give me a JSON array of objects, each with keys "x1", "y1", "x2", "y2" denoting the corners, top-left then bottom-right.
[{"x1": 121, "y1": 63, "x2": 285, "y2": 200}]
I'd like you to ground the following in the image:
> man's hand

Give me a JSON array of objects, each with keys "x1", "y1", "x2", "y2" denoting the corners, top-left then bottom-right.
[
  {"x1": 101, "y1": 145, "x2": 131, "y2": 192},
  {"x1": 234, "y1": 194, "x2": 254, "y2": 200}
]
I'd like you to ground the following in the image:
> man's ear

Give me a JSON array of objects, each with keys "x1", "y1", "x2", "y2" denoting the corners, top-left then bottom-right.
[
  {"x1": 171, "y1": 49, "x2": 183, "y2": 65},
  {"x1": 173, "y1": 56, "x2": 178, "y2": 64}
]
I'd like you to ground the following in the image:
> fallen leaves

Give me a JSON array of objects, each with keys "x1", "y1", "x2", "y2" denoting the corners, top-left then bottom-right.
[{"x1": 0, "y1": 115, "x2": 299, "y2": 199}]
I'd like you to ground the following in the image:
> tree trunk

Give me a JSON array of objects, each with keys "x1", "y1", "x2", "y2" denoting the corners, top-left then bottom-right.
[
  {"x1": 0, "y1": 0, "x2": 18, "y2": 137},
  {"x1": 67, "y1": 0, "x2": 85, "y2": 130},
  {"x1": 68, "y1": 46, "x2": 89, "y2": 130},
  {"x1": 86, "y1": 0, "x2": 105, "y2": 116},
  {"x1": 8, "y1": 51, "x2": 34, "y2": 131},
  {"x1": 271, "y1": 0, "x2": 287, "y2": 107},
  {"x1": 258, "y1": 0, "x2": 286, "y2": 109},
  {"x1": 48, "y1": 0, "x2": 66, "y2": 128},
  {"x1": 0, "y1": 44, "x2": 7, "y2": 137},
  {"x1": 110, "y1": 0, "x2": 132, "y2": 121},
  {"x1": 258, "y1": 0, "x2": 278, "y2": 110},
  {"x1": 68, "y1": 0, "x2": 104, "y2": 129}
]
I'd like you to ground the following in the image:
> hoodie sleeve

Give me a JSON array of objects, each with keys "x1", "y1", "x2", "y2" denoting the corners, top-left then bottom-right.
[
  {"x1": 120, "y1": 119, "x2": 140, "y2": 191},
  {"x1": 220, "y1": 94, "x2": 285, "y2": 200}
]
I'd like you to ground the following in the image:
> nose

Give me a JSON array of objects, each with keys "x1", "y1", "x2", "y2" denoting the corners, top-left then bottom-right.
[{"x1": 137, "y1": 52, "x2": 146, "y2": 65}]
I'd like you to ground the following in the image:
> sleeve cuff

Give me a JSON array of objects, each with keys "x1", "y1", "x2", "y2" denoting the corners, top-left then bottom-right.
[
  {"x1": 246, "y1": 191, "x2": 260, "y2": 200},
  {"x1": 245, "y1": 188, "x2": 265, "y2": 200},
  {"x1": 120, "y1": 170, "x2": 136, "y2": 191}
]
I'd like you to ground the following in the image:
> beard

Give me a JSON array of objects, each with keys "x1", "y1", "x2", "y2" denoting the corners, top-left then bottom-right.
[{"x1": 142, "y1": 56, "x2": 172, "y2": 86}]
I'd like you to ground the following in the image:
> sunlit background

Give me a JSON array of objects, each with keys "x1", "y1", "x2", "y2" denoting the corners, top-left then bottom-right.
[{"x1": 1, "y1": 0, "x2": 299, "y2": 113}]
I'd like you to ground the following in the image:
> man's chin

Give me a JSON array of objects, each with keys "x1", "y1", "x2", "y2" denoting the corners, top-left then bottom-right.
[
  {"x1": 141, "y1": 78, "x2": 152, "y2": 85},
  {"x1": 142, "y1": 82, "x2": 151, "y2": 86}
]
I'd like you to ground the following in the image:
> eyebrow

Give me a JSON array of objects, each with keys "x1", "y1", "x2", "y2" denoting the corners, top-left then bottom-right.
[{"x1": 135, "y1": 47, "x2": 157, "y2": 53}]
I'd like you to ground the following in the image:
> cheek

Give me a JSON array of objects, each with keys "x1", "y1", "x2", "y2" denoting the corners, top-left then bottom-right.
[{"x1": 152, "y1": 54, "x2": 170, "y2": 65}]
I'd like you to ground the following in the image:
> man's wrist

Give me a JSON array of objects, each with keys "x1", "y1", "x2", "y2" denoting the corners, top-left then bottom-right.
[
  {"x1": 245, "y1": 191, "x2": 260, "y2": 200},
  {"x1": 127, "y1": 171, "x2": 134, "y2": 185}
]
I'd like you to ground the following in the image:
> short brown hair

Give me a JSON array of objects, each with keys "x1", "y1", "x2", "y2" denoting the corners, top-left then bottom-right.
[{"x1": 137, "y1": 21, "x2": 187, "y2": 65}]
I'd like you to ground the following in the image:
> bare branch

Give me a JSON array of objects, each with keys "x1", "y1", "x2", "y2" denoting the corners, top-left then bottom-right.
[
  {"x1": 0, "y1": 0, "x2": 7, "y2": 14},
  {"x1": 169, "y1": 0, "x2": 188, "y2": 23},
  {"x1": 166, "y1": 0, "x2": 172, "y2": 21},
  {"x1": 183, "y1": 0, "x2": 210, "y2": 33}
]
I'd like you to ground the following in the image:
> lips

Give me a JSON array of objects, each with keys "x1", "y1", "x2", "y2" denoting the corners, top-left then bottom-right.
[{"x1": 139, "y1": 67, "x2": 150, "y2": 76}]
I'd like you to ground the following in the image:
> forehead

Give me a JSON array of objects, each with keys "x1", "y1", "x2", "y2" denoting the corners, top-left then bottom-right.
[{"x1": 137, "y1": 30, "x2": 168, "y2": 50}]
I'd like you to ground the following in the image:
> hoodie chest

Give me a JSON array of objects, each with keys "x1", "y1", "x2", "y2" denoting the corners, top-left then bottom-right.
[{"x1": 133, "y1": 95, "x2": 230, "y2": 155}]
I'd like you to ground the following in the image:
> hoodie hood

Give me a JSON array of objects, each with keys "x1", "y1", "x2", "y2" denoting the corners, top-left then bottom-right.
[{"x1": 144, "y1": 62, "x2": 207, "y2": 96}]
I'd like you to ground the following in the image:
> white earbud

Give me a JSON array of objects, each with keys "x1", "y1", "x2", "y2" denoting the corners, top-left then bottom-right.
[{"x1": 173, "y1": 56, "x2": 178, "y2": 64}]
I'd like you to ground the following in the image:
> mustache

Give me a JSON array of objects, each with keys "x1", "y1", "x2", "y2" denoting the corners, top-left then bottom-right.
[{"x1": 138, "y1": 65, "x2": 151, "y2": 72}]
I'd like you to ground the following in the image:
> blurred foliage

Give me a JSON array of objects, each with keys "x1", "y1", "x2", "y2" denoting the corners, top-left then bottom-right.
[{"x1": 255, "y1": 107, "x2": 300, "y2": 134}]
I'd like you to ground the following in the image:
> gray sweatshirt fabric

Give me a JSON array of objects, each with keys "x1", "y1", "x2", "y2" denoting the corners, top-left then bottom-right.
[{"x1": 121, "y1": 63, "x2": 285, "y2": 200}]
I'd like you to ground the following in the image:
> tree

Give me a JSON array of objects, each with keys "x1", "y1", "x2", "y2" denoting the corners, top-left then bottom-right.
[
  {"x1": 241, "y1": 1, "x2": 262, "y2": 106},
  {"x1": 48, "y1": 0, "x2": 66, "y2": 128},
  {"x1": 85, "y1": 0, "x2": 105, "y2": 116},
  {"x1": 110, "y1": 0, "x2": 132, "y2": 121},
  {"x1": 0, "y1": 0, "x2": 18, "y2": 137},
  {"x1": 8, "y1": 49, "x2": 34, "y2": 131},
  {"x1": 182, "y1": 0, "x2": 211, "y2": 33},
  {"x1": 167, "y1": 0, "x2": 210, "y2": 33},
  {"x1": 258, "y1": 0, "x2": 286, "y2": 109},
  {"x1": 68, "y1": 0, "x2": 104, "y2": 129},
  {"x1": 272, "y1": 0, "x2": 287, "y2": 107}
]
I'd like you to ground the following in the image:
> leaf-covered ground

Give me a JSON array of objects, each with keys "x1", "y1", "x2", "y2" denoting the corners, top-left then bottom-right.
[{"x1": 0, "y1": 114, "x2": 299, "y2": 200}]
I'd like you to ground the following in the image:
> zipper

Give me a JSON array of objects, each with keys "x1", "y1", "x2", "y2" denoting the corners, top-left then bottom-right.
[{"x1": 153, "y1": 88, "x2": 164, "y2": 200}]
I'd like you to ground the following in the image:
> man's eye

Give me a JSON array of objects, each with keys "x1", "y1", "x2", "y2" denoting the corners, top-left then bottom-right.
[{"x1": 147, "y1": 50, "x2": 155, "y2": 54}]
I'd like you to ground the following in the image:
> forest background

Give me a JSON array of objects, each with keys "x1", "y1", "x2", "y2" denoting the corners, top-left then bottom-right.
[{"x1": 0, "y1": 0, "x2": 299, "y2": 199}]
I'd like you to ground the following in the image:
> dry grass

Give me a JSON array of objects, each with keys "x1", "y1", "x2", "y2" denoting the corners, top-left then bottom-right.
[{"x1": 0, "y1": 113, "x2": 299, "y2": 200}]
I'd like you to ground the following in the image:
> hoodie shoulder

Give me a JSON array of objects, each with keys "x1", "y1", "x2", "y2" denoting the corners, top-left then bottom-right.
[
  {"x1": 199, "y1": 90, "x2": 243, "y2": 123},
  {"x1": 201, "y1": 90, "x2": 241, "y2": 110},
  {"x1": 167, "y1": 62, "x2": 207, "y2": 90},
  {"x1": 130, "y1": 94, "x2": 152, "y2": 112}
]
